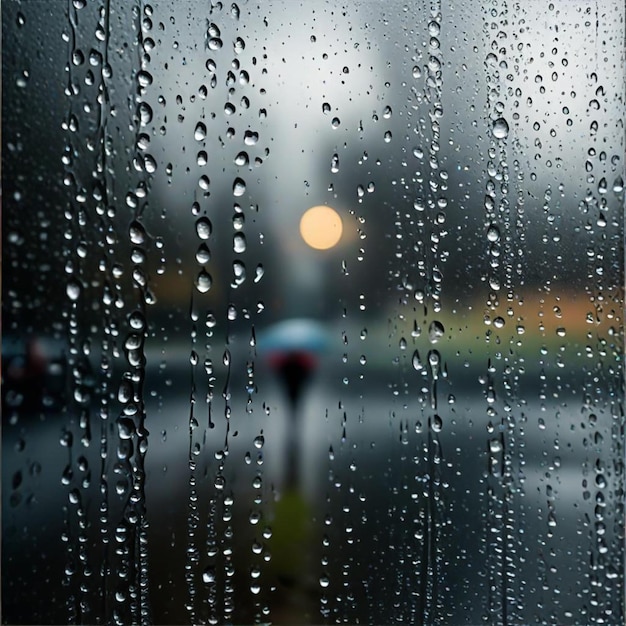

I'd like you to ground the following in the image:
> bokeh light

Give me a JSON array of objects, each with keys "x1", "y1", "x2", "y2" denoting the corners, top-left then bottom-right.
[{"x1": 299, "y1": 205, "x2": 343, "y2": 250}]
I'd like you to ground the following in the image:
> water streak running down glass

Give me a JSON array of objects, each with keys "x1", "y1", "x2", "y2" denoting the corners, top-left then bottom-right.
[{"x1": 2, "y1": 1, "x2": 625, "y2": 624}]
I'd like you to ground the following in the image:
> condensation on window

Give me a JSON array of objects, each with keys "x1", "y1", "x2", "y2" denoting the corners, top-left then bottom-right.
[{"x1": 2, "y1": 1, "x2": 625, "y2": 624}]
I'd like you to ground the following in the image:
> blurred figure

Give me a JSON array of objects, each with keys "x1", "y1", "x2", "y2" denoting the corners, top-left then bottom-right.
[{"x1": 257, "y1": 318, "x2": 330, "y2": 621}]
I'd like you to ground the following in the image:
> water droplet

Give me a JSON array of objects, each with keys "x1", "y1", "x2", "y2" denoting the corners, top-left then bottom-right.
[
  {"x1": 486, "y1": 224, "x2": 500, "y2": 242},
  {"x1": 16, "y1": 70, "x2": 29, "y2": 88},
  {"x1": 232, "y1": 260, "x2": 246, "y2": 286},
  {"x1": 233, "y1": 233, "x2": 246, "y2": 253},
  {"x1": 202, "y1": 567, "x2": 216, "y2": 584},
  {"x1": 196, "y1": 243, "x2": 211, "y2": 264},
  {"x1": 144, "y1": 154, "x2": 157, "y2": 173},
  {"x1": 129, "y1": 311, "x2": 146, "y2": 330},
  {"x1": 428, "y1": 19, "x2": 441, "y2": 36},
  {"x1": 431, "y1": 414, "x2": 443, "y2": 432},
  {"x1": 195, "y1": 216, "x2": 212, "y2": 240},
  {"x1": 427, "y1": 350, "x2": 441, "y2": 379},
  {"x1": 492, "y1": 117, "x2": 509, "y2": 139},
  {"x1": 233, "y1": 213, "x2": 245, "y2": 230},
  {"x1": 129, "y1": 220, "x2": 147, "y2": 245},
  {"x1": 118, "y1": 380, "x2": 133, "y2": 403},
  {"x1": 489, "y1": 438, "x2": 502, "y2": 453},
  {"x1": 244, "y1": 130, "x2": 258, "y2": 145},
  {"x1": 234, "y1": 151, "x2": 249, "y2": 166},
  {"x1": 234, "y1": 37, "x2": 245, "y2": 54},
  {"x1": 195, "y1": 270, "x2": 212, "y2": 293},
  {"x1": 428, "y1": 320, "x2": 445, "y2": 343},
  {"x1": 233, "y1": 177, "x2": 246, "y2": 196},
  {"x1": 117, "y1": 417, "x2": 135, "y2": 440},
  {"x1": 66, "y1": 280, "x2": 82, "y2": 301},
  {"x1": 137, "y1": 70, "x2": 153, "y2": 87},
  {"x1": 137, "y1": 102, "x2": 153, "y2": 126},
  {"x1": 194, "y1": 122, "x2": 207, "y2": 141},
  {"x1": 412, "y1": 350, "x2": 423, "y2": 371}
]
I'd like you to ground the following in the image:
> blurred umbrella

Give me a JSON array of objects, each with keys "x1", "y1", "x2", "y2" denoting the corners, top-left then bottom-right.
[{"x1": 257, "y1": 317, "x2": 330, "y2": 354}]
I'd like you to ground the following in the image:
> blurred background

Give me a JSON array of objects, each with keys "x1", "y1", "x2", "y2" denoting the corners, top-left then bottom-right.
[{"x1": 2, "y1": 1, "x2": 625, "y2": 624}]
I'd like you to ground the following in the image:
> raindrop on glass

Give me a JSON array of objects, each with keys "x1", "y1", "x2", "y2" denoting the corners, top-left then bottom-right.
[
  {"x1": 195, "y1": 216, "x2": 212, "y2": 240},
  {"x1": 233, "y1": 233, "x2": 246, "y2": 253},
  {"x1": 233, "y1": 177, "x2": 246, "y2": 197},
  {"x1": 195, "y1": 270, "x2": 213, "y2": 293},
  {"x1": 194, "y1": 122, "x2": 207, "y2": 141},
  {"x1": 492, "y1": 117, "x2": 509, "y2": 139}
]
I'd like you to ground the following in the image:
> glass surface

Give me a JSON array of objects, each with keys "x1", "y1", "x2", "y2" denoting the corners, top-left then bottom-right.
[{"x1": 2, "y1": 1, "x2": 625, "y2": 624}]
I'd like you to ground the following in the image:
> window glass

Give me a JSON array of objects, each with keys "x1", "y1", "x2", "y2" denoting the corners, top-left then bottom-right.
[{"x1": 3, "y1": 1, "x2": 624, "y2": 624}]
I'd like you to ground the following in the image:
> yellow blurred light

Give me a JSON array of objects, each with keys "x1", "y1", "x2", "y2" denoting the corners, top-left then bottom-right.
[{"x1": 299, "y1": 205, "x2": 343, "y2": 250}]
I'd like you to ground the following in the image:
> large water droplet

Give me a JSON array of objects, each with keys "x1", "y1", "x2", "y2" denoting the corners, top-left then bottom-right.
[
  {"x1": 233, "y1": 177, "x2": 246, "y2": 196},
  {"x1": 195, "y1": 216, "x2": 212, "y2": 240},
  {"x1": 194, "y1": 122, "x2": 207, "y2": 141},
  {"x1": 196, "y1": 243, "x2": 211, "y2": 264},
  {"x1": 428, "y1": 320, "x2": 445, "y2": 343},
  {"x1": 202, "y1": 567, "x2": 216, "y2": 584},
  {"x1": 412, "y1": 350, "x2": 423, "y2": 371},
  {"x1": 492, "y1": 117, "x2": 509, "y2": 139},
  {"x1": 195, "y1": 270, "x2": 213, "y2": 293},
  {"x1": 234, "y1": 151, "x2": 249, "y2": 166},
  {"x1": 118, "y1": 380, "x2": 133, "y2": 403},
  {"x1": 486, "y1": 224, "x2": 500, "y2": 242},
  {"x1": 137, "y1": 70, "x2": 153, "y2": 87},
  {"x1": 244, "y1": 130, "x2": 258, "y2": 145},
  {"x1": 137, "y1": 102, "x2": 153, "y2": 126},
  {"x1": 129, "y1": 220, "x2": 147, "y2": 245},
  {"x1": 233, "y1": 233, "x2": 246, "y2": 253},
  {"x1": 66, "y1": 279, "x2": 82, "y2": 301}
]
